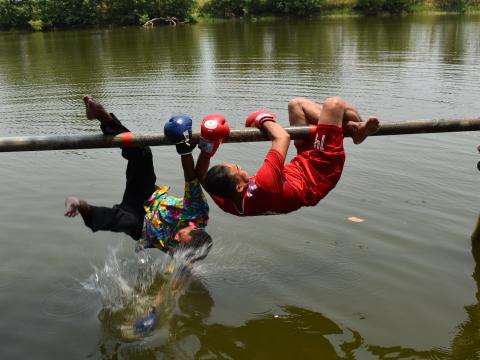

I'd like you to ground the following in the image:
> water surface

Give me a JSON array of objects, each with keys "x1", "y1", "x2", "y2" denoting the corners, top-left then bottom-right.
[{"x1": 0, "y1": 14, "x2": 479, "y2": 359}]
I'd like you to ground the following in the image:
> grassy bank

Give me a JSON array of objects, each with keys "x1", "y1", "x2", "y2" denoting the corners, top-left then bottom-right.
[
  {"x1": 319, "y1": 0, "x2": 480, "y2": 16},
  {"x1": 1, "y1": 0, "x2": 479, "y2": 32}
]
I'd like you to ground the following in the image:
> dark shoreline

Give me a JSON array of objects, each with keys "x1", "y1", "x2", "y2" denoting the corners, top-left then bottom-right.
[{"x1": 1, "y1": 10, "x2": 479, "y2": 33}]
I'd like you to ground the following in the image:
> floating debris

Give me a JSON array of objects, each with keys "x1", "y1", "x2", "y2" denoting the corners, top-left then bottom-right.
[{"x1": 348, "y1": 217, "x2": 365, "y2": 223}]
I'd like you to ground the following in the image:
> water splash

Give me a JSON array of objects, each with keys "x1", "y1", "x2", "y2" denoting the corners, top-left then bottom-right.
[{"x1": 81, "y1": 243, "x2": 211, "y2": 341}]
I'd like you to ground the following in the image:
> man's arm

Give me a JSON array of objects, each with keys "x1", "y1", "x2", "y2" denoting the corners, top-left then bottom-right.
[
  {"x1": 195, "y1": 152, "x2": 211, "y2": 185},
  {"x1": 262, "y1": 121, "x2": 290, "y2": 159},
  {"x1": 181, "y1": 154, "x2": 196, "y2": 182}
]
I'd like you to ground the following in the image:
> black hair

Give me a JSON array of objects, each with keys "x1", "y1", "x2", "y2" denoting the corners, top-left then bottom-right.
[
  {"x1": 189, "y1": 229, "x2": 213, "y2": 250},
  {"x1": 204, "y1": 164, "x2": 238, "y2": 199},
  {"x1": 175, "y1": 229, "x2": 213, "y2": 263}
]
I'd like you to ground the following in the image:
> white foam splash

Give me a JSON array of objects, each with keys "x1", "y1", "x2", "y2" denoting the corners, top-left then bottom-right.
[{"x1": 80, "y1": 243, "x2": 212, "y2": 340}]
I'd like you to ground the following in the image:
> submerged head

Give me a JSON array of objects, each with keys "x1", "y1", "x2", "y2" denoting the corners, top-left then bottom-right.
[
  {"x1": 173, "y1": 223, "x2": 213, "y2": 263},
  {"x1": 204, "y1": 163, "x2": 249, "y2": 199}
]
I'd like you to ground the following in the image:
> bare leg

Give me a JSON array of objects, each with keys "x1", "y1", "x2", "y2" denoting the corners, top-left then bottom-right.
[
  {"x1": 288, "y1": 97, "x2": 379, "y2": 145},
  {"x1": 288, "y1": 97, "x2": 321, "y2": 126},
  {"x1": 316, "y1": 97, "x2": 349, "y2": 127},
  {"x1": 288, "y1": 97, "x2": 322, "y2": 149}
]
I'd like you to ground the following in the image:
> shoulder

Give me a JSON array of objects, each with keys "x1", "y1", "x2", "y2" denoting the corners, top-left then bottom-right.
[{"x1": 265, "y1": 148, "x2": 284, "y2": 162}]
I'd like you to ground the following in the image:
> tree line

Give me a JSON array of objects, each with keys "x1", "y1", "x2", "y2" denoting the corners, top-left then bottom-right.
[{"x1": 0, "y1": 0, "x2": 477, "y2": 31}]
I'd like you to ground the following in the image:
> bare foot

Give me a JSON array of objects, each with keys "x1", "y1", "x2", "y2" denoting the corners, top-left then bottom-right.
[
  {"x1": 348, "y1": 116, "x2": 380, "y2": 145},
  {"x1": 64, "y1": 196, "x2": 89, "y2": 217},
  {"x1": 83, "y1": 95, "x2": 112, "y2": 123}
]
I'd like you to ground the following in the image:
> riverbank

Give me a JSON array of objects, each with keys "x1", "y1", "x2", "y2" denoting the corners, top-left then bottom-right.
[
  {"x1": 198, "y1": 0, "x2": 480, "y2": 18},
  {"x1": 1, "y1": 0, "x2": 479, "y2": 32}
]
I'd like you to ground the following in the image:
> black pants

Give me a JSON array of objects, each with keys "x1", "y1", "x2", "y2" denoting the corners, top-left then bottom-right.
[{"x1": 82, "y1": 115, "x2": 156, "y2": 240}]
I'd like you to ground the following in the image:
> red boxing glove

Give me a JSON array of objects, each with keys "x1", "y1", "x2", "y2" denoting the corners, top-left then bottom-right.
[
  {"x1": 245, "y1": 109, "x2": 276, "y2": 129},
  {"x1": 199, "y1": 114, "x2": 230, "y2": 158}
]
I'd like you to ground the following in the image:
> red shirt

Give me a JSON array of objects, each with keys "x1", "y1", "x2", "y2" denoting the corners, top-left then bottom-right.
[
  {"x1": 210, "y1": 149, "x2": 308, "y2": 216},
  {"x1": 209, "y1": 125, "x2": 345, "y2": 216}
]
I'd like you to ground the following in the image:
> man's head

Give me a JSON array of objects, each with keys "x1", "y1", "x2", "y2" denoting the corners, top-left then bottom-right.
[
  {"x1": 173, "y1": 223, "x2": 213, "y2": 263},
  {"x1": 204, "y1": 163, "x2": 249, "y2": 199}
]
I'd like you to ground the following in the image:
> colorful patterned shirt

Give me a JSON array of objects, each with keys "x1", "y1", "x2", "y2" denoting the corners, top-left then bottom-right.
[{"x1": 139, "y1": 179, "x2": 209, "y2": 253}]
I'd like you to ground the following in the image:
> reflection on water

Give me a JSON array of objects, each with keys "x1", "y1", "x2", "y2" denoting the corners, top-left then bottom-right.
[
  {"x1": 1, "y1": 15, "x2": 479, "y2": 136},
  {"x1": 450, "y1": 214, "x2": 480, "y2": 359},
  {"x1": 97, "y1": 281, "x2": 451, "y2": 359}
]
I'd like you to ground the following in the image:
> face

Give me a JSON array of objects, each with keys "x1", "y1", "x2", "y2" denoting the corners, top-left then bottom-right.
[
  {"x1": 223, "y1": 163, "x2": 249, "y2": 186},
  {"x1": 174, "y1": 223, "x2": 197, "y2": 244}
]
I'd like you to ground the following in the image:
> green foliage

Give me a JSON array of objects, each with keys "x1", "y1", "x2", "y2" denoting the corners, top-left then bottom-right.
[
  {"x1": 0, "y1": 0, "x2": 477, "y2": 30},
  {"x1": 435, "y1": 0, "x2": 469, "y2": 12},
  {"x1": 270, "y1": 0, "x2": 325, "y2": 15},
  {"x1": 0, "y1": 0, "x2": 32, "y2": 29},
  {"x1": 99, "y1": 0, "x2": 143, "y2": 24},
  {"x1": 139, "y1": 13, "x2": 150, "y2": 24},
  {"x1": 383, "y1": 0, "x2": 414, "y2": 14},
  {"x1": 28, "y1": 18, "x2": 43, "y2": 30},
  {"x1": 200, "y1": 0, "x2": 266, "y2": 18},
  {"x1": 356, "y1": 0, "x2": 414, "y2": 14},
  {"x1": 355, "y1": 0, "x2": 384, "y2": 14},
  {"x1": 200, "y1": 0, "x2": 325, "y2": 17},
  {"x1": 0, "y1": 0, "x2": 196, "y2": 29},
  {"x1": 35, "y1": 0, "x2": 100, "y2": 27},
  {"x1": 155, "y1": 0, "x2": 197, "y2": 19}
]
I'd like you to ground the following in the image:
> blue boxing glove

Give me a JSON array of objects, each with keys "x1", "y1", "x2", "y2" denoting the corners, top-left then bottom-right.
[
  {"x1": 133, "y1": 307, "x2": 158, "y2": 335},
  {"x1": 164, "y1": 115, "x2": 197, "y2": 155}
]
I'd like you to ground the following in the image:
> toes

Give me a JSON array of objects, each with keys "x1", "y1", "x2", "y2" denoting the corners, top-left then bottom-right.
[
  {"x1": 365, "y1": 118, "x2": 380, "y2": 133},
  {"x1": 83, "y1": 95, "x2": 91, "y2": 104},
  {"x1": 64, "y1": 210, "x2": 77, "y2": 217},
  {"x1": 366, "y1": 117, "x2": 380, "y2": 126}
]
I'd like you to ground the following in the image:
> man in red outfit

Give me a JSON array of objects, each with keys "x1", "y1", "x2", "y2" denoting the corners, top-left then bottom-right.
[{"x1": 198, "y1": 97, "x2": 380, "y2": 216}]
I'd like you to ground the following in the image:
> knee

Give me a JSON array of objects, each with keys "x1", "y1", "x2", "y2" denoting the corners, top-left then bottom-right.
[
  {"x1": 288, "y1": 97, "x2": 308, "y2": 112},
  {"x1": 323, "y1": 97, "x2": 346, "y2": 112}
]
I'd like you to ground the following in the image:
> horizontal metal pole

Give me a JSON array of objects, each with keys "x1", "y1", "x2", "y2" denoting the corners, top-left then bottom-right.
[{"x1": 0, "y1": 117, "x2": 479, "y2": 153}]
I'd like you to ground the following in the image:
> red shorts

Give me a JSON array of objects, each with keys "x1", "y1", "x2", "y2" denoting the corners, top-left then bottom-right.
[{"x1": 284, "y1": 124, "x2": 345, "y2": 206}]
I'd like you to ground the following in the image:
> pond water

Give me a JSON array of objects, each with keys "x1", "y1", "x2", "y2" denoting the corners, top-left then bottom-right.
[{"x1": 0, "y1": 14, "x2": 479, "y2": 359}]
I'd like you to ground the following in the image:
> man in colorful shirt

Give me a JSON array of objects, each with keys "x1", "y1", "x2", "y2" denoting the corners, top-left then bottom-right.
[
  {"x1": 65, "y1": 96, "x2": 214, "y2": 261},
  {"x1": 200, "y1": 97, "x2": 380, "y2": 216}
]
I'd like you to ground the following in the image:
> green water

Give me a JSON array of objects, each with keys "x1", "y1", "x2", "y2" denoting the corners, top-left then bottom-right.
[{"x1": 0, "y1": 15, "x2": 479, "y2": 359}]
